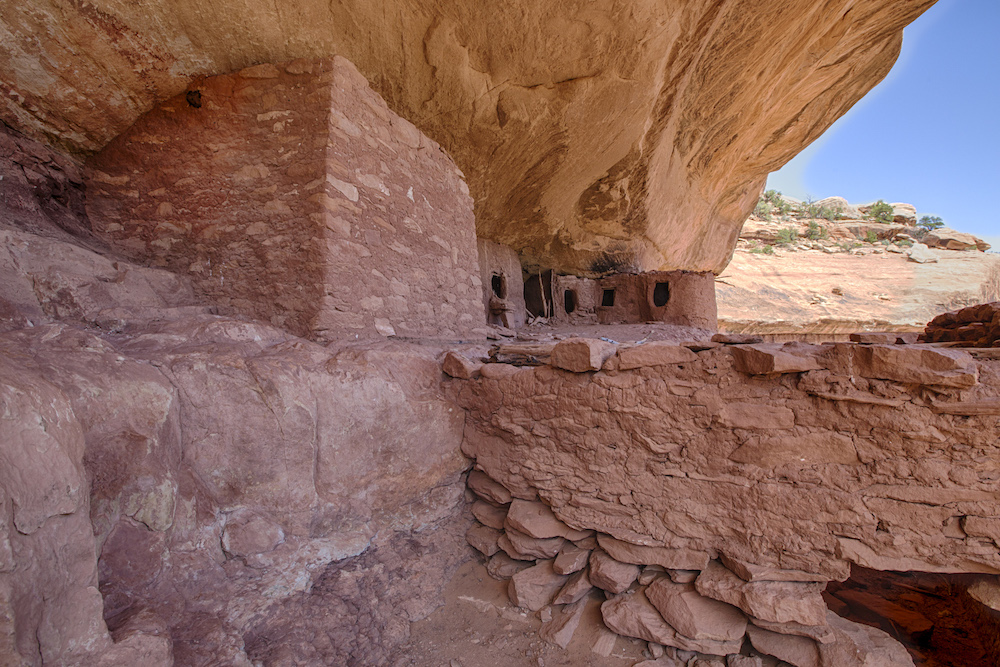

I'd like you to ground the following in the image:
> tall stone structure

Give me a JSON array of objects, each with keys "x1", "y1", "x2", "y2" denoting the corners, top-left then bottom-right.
[{"x1": 87, "y1": 57, "x2": 484, "y2": 341}]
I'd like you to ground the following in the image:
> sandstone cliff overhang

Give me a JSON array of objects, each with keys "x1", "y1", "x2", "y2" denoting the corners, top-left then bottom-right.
[{"x1": 0, "y1": 0, "x2": 935, "y2": 275}]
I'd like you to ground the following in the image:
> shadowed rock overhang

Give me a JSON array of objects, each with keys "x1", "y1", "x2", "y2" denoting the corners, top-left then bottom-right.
[{"x1": 0, "y1": 0, "x2": 935, "y2": 275}]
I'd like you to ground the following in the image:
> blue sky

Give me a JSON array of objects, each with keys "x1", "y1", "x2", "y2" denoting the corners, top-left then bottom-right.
[{"x1": 767, "y1": 0, "x2": 1000, "y2": 249}]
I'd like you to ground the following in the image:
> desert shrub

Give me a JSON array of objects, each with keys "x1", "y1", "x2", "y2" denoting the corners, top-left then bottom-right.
[
  {"x1": 754, "y1": 200, "x2": 773, "y2": 220},
  {"x1": 775, "y1": 227, "x2": 798, "y2": 245},
  {"x1": 748, "y1": 244, "x2": 775, "y2": 255},
  {"x1": 802, "y1": 204, "x2": 841, "y2": 221},
  {"x1": 918, "y1": 215, "x2": 944, "y2": 231},
  {"x1": 868, "y1": 200, "x2": 894, "y2": 224},
  {"x1": 895, "y1": 238, "x2": 913, "y2": 247},
  {"x1": 865, "y1": 229, "x2": 878, "y2": 244},
  {"x1": 762, "y1": 189, "x2": 793, "y2": 216},
  {"x1": 805, "y1": 221, "x2": 829, "y2": 240}
]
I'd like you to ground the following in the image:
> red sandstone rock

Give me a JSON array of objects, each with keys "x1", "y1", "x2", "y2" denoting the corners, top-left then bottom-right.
[
  {"x1": 466, "y1": 523, "x2": 502, "y2": 557},
  {"x1": 717, "y1": 402, "x2": 795, "y2": 430},
  {"x1": 746, "y1": 624, "x2": 820, "y2": 667},
  {"x1": 598, "y1": 535, "x2": 710, "y2": 571},
  {"x1": 646, "y1": 579, "x2": 747, "y2": 642},
  {"x1": 601, "y1": 590, "x2": 744, "y2": 656},
  {"x1": 468, "y1": 470, "x2": 513, "y2": 505},
  {"x1": 550, "y1": 338, "x2": 617, "y2": 372},
  {"x1": 553, "y1": 568, "x2": 594, "y2": 605},
  {"x1": 589, "y1": 549, "x2": 640, "y2": 594},
  {"x1": 470, "y1": 499, "x2": 508, "y2": 530},
  {"x1": 553, "y1": 543, "x2": 592, "y2": 575},
  {"x1": 479, "y1": 363, "x2": 522, "y2": 379},
  {"x1": 639, "y1": 566, "x2": 668, "y2": 585},
  {"x1": 539, "y1": 596, "x2": 588, "y2": 649},
  {"x1": 616, "y1": 342, "x2": 698, "y2": 370},
  {"x1": 731, "y1": 342, "x2": 826, "y2": 375},
  {"x1": 695, "y1": 562, "x2": 827, "y2": 626},
  {"x1": 487, "y1": 552, "x2": 532, "y2": 580},
  {"x1": 669, "y1": 570, "x2": 700, "y2": 584},
  {"x1": 711, "y1": 333, "x2": 763, "y2": 345},
  {"x1": 505, "y1": 499, "x2": 590, "y2": 540},
  {"x1": 719, "y1": 554, "x2": 829, "y2": 583},
  {"x1": 504, "y1": 526, "x2": 565, "y2": 559},
  {"x1": 750, "y1": 615, "x2": 836, "y2": 644},
  {"x1": 222, "y1": 510, "x2": 285, "y2": 557},
  {"x1": 497, "y1": 533, "x2": 536, "y2": 561},
  {"x1": 442, "y1": 351, "x2": 482, "y2": 379},
  {"x1": 851, "y1": 344, "x2": 978, "y2": 388},
  {"x1": 508, "y1": 560, "x2": 568, "y2": 612}
]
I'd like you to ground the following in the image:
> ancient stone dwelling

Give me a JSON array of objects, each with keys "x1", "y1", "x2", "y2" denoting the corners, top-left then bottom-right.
[{"x1": 4, "y1": 1, "x2": 1000, "y2": 666}]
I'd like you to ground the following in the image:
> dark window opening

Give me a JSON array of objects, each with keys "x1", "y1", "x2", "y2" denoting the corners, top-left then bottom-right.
[
  {"x1": 564, "y1": 289, "x2": 577, "y2": 314},
  {"x1": 491, "y1": 273, "x2": 507, "y2": 299},
  {"x1": 186, "y1": 90, "x2": 202, "y2": 108},
  {"x1": 653, "y1": 281, "x2": 670, "y2": 307},
  {"x1": 601, "y1": 289, "x2": 616, "y2": 307}
]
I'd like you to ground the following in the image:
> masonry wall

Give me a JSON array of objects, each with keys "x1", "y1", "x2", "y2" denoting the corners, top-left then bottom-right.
[
  {"x1": 450, "y1": 339, "x2": 1000, "y2": 580},
  {"x1": 86, "y1": 57, "x2": 484, "y2": 341}
]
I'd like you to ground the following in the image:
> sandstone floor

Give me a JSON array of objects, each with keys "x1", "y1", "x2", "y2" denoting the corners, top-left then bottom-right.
[{"x1": 717, "y1": 247, "x2": 1000, "y2": 335}]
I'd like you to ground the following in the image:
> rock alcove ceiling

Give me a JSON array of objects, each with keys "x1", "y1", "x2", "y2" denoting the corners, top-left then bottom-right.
[{"x1": 1, "y1": 0, "x2": 934, "y2": 275}]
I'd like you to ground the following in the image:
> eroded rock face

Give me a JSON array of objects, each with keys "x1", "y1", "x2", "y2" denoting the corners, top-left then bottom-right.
[{"x1": 0, "y1": 0, "x2": 934, "y2": 275}]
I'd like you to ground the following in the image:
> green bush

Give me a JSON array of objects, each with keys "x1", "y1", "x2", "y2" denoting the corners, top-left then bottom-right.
[
  {"x1": 805, "y1": 221, "x2": 829, "y2": 240},
  {"x1": 754, "y1": 200, "x2": 773, "y2": 220},
  {"x1": 868, "y1": 200, "x2": 894, "y2": 224},
  {"x1": 775, "y1": 227, "x2": 798, "y2": 245},
  {"x1": 918, "y1": 215, "x2": 944, "y2": 232},
  {"x1": 762, "y1": 189, "x2": 793, "y2": 216},
  {"x1": 865, "y1": 229, "x2": 878, "y2": 244},
  {"x1": 748, "y1": 244, "x2": 775, "y2": 255}
]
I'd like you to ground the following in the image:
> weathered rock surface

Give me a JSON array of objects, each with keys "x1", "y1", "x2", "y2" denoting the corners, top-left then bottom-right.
[
  {"x1": 588, "y1": 549, "x2": 640, "y2": 594},
  {"x1": 695, "y1": 562, "x2": 828, "y2": 626},
  {"x1": 1, "y1": 0, "x2": 934, "y2": 275},
  {"x1": 923, "y1": 301, "x2": 1000, "y2": 348},
  {"x1": 924, "y1": 227, "x2": 990, "y2": 252},
  {"x1": 508, "y1": 560, "x2": 569, "y2": 612},
  {"x1": 645, "y1": 579, "x2": 747, "y2": 642},
  {"x1": 601, "y1": 590, "x2": 744, "y2": 656},
  {"x1": 454, "y1": 339, "x2": 1000, "y2": 581}
]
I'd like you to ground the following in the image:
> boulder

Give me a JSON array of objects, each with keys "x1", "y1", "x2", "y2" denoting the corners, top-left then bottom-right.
[
  {"x1": 695, "y1": 561, "x2": 827, "y2": 626},
  {"x1": 508, "y1": 560, "x2": 568, "y2": 611},
  {"x1": 645, "y1": 579, "x2": 748, "y2": 642},
  {"x1": 597, "y1": 534, "x2": 710, "y2": 570},
  {"x1": 553, "y1": 568, "x2": 594, "y2": 605},
  {"x1": 923, "y1": 227, "x2": 988, "y2": 251},
  {"x1": 470, "y1": 500, "x2": 508, "y2": 530},
  {"x1": 849, "y1": 344, "x2": 978, "y2": 388},
  {"x1": 906, "y1": 243, "x2": 938, "y2": 263},
  {"x1": 617, "y1": 342, "x2": 698, "y2": 370},
  {"x1": 553, "y1": 543, "x2": 592, "y2": 575},
  {"x1": 505, "y1": 499, "x2": 590, "y2": 540},
  {"x1": 551, "y1": 338, "x2": 617, "y2": 373},
  {"x1": 466, "y1": 523, "x2": 502, "y2": 557},
  {"x1": 601, "y1": 590, "x2": 745, "y2": 656},
  {"x1": 468, "y1": 470, "x2": 513, "y2": 505},
  {"x1": 504, "y1": 526, "x2": 565, "y2": 559},
  {"x1": 730, "y1": 343, "x2": 825, "y2": 375},
  {"x1": 813, "y1": 197, "x2": 860, "y2": 220},
  {"x1": 539, "y1": 596, "x2": 589, "y2": 649},
  {"x1": 889, "y1": 203, "x2": 917, "y2": 225},
  {"x1": 589, "y1": 549, "x2": 640, "y2": 594},
  {"x1": 442, "y1": 351, "x2": 482, "y2": 379},
  {"x1": 487, "y1": 552, "x2": 532, "y2": 580}
]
